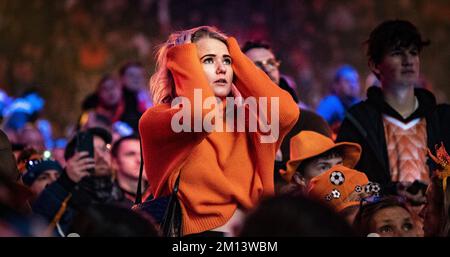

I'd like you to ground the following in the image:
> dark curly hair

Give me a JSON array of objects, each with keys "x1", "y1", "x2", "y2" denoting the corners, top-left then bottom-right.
[
  {"x1": 241, "y1": 40, "x2": 272, "y2": 54},
  {"x1": 366, "y1": 19, "x2": 430, "y2": 65}
]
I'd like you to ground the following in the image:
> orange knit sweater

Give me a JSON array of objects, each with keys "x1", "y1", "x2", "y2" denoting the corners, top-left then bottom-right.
[{"x1": 139, "y1": 37, "x2": 299, "y2": 235}]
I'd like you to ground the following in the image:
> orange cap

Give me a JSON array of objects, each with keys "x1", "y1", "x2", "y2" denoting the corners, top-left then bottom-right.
[
  {"x1": 307, "y1": 165, "x2": 377, "y2": 212},
  {"x1": 281, "y1": 131, "x2": 361, "y2": 182}
]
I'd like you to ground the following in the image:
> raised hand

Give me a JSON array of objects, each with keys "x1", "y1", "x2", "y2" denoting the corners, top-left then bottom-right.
[
  {"x1": 65, "y1": 151, "x2": 95, "y2": 183},
  {"x1": 174, "y1": 31, "x2": 192, "y2": 46}
]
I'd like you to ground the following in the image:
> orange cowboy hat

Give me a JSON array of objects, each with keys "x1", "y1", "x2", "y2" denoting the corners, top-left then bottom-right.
[
  {"x1": 307, "y1": 165, "x2": 378, "y2": 212},
  {"x1": 281, "y1": 131, "x2": 361, "y2": 182}
]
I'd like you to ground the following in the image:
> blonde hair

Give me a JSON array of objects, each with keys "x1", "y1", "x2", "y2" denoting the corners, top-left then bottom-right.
[{"x1": 149, "y1": 26, "x2": 228, "y2": 105}]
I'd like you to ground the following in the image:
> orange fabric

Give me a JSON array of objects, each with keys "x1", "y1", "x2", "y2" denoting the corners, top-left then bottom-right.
[
  {"x1": 139, "y1": 37, "x2": 299, "y2": 235},
  {"x1": 282, "y1": 131, "x2": 361, "y2": 183},
  {"x1": 79, "y1": 43, "x2": 108, "y2": 70},
  {"x1": 383, "y1": 117, "x2": 430, "y2": 184},
  {"x1": 428, "y1": 143, "x2": 450, "y2": 192},
  {"x1": 307, "y1": 165, "x2": 369, "y2": 212}
]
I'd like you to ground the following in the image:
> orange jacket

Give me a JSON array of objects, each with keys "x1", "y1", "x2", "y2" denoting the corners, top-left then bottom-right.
[{"x1": 139, "y1": 37, "x2": 299, "y2": 235}]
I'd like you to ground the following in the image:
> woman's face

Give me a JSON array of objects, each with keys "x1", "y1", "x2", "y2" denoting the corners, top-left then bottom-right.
[
  {"x1": 195, "y1": 37, "x2": 233, "y2": 98},
  {"x1": 369, "y1": 206, "x2": 419, "y2": 237},
  {"x1": 99, "y1": 78, "x2": 122, "y2": 107},
  {"x1": 122, "y1": 66, "x2": 146, "y2": 92}
]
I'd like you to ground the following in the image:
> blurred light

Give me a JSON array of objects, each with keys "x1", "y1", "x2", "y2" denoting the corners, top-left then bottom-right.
[{"x1": 43, "y1": 150, "x2": 52, "y2": 160}]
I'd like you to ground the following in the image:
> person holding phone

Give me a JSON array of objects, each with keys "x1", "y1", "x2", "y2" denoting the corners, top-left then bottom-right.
[
  {"x1": 140, "y1": 26, "x2": 299, "y2": 236},
  {"x1": 32, "y1": 127, "x2": 130, "y2": 236}
]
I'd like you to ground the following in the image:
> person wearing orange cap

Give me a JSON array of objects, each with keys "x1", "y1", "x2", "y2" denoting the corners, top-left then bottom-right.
[
  {"x1": 242, "y1": 41, "x2": 332, "y2": 194},
  {"x1": 280, "y1": 130, "x2": 361, "y2": 194},
  {"x1": 306, "y1": 164, "x2": 380, "y2": 224}
]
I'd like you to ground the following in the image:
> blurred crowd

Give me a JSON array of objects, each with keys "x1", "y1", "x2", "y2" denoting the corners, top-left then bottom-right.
[{"x1": 0, "y1": 0, "x2": 449, "y2": 137}]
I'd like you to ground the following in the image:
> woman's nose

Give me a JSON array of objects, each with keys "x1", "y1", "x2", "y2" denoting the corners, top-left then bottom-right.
[
  {"x1": 402, "y1": 53, "x2": 414, "y2": 66},
  {"x1": 216, "y1": 63, "x2": 226, "y2": 74}
]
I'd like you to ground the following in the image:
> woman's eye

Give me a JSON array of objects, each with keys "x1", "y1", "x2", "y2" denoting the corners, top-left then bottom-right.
[
  {"x1": 410, "y1": 50, "x2": 418, "y2": 56},
  {"x1": 390, "y1": 51, "x2": 402, "y2": 56},
  {"x1": 379, "y1": 225, "x2": 393, "y2": 233},
  {"x1": 403, "y1": 222, "x2": 414, "y2": 231},
  {"x1": 203, "y1": 58, "x2": 214, "y2": 64},
  {"x1": 223, "y1": 58, "x2": 232, "y2": 65}
]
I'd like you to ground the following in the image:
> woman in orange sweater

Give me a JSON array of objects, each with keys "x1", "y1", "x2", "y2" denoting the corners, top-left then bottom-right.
[{"x1": 139, "y1": 26, "x2": 299, "y2": 236}]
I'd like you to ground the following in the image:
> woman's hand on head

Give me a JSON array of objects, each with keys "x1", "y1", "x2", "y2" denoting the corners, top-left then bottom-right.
[{"x1": 175, "y1": 32, "x2": 192, "y2": 46}]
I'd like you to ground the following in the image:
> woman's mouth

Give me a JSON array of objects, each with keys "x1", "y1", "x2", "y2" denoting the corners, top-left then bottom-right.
[
  {"x1": 214, "y1": 79, "x2": 228, "y2": 86},
  {"x1": 401, "y1": 69, "x2": 415, "y2": 74}
]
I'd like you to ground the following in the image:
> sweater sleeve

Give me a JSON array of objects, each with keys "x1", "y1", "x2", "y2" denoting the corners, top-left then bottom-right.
[
  {"x1": 226, "y1": 37, "x2": 299, "y2": 141},
  {"x1": 167, "y1": 43, "x2": 215, "y2": 112},
  {"x1": 139, "y1": 44, "x2": 214, "y2": 197}
]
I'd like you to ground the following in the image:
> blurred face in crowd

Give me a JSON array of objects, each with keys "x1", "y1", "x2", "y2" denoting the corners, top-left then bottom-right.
[
  {"x1": 245, "y1": 47, "x2": 280, "y2": 84},
  {"x1": 98, "y1": 77, "x2": 122, "y2": 108},
  {"x1": 369, "y1": 206, "x2": 418, "y2": 237},
  {"x1": 19, "y1": 126, "x2": 45, "y2": 153},
  {"x1": 51, "y1": 148, "x2": 66, "y2": 168},
  {"x1": 113, "y1": 138, "x2": 144, "y2": 181},
  {"x1": 93, "y1": 136, "x2": 112, "y2": 176},
  {"x1": 336, "y1": 69, "x2": 360, "y2": 98},
  {"x1": 370, "y1": 45, "x2": 420, "y2": 90},
  {"x1": 196, "y1": 37, "x2": 233, "y2": 98},
  {"x1": 29, "y1": 169, "x2": 60, "y2": 196},
  {"x1": 122, "y1": 66, "x2": 146, "y2": 92}
]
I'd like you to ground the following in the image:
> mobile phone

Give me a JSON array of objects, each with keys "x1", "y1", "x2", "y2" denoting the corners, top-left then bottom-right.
[{"x1": 75, "y1": 131, "x2": 95, "y2": 174}]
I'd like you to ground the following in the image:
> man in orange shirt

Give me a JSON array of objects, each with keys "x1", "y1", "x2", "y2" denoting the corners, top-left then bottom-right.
[{"x1": 337, "y1": 20, "x2": 450, "y2": 197}]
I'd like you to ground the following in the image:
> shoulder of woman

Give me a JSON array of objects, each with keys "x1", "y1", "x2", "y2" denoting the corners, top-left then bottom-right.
[
  {"x1": 140, "y1": 103, "x2": 189, "y2": 130},
  {"x1": 140, "y1": 104, "x2": 173, "y2": 120}
]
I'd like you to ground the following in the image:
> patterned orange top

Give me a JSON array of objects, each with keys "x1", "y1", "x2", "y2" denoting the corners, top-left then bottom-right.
[{"x1": 383, "y1": 116, "x2": 429, "y2": 184}]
